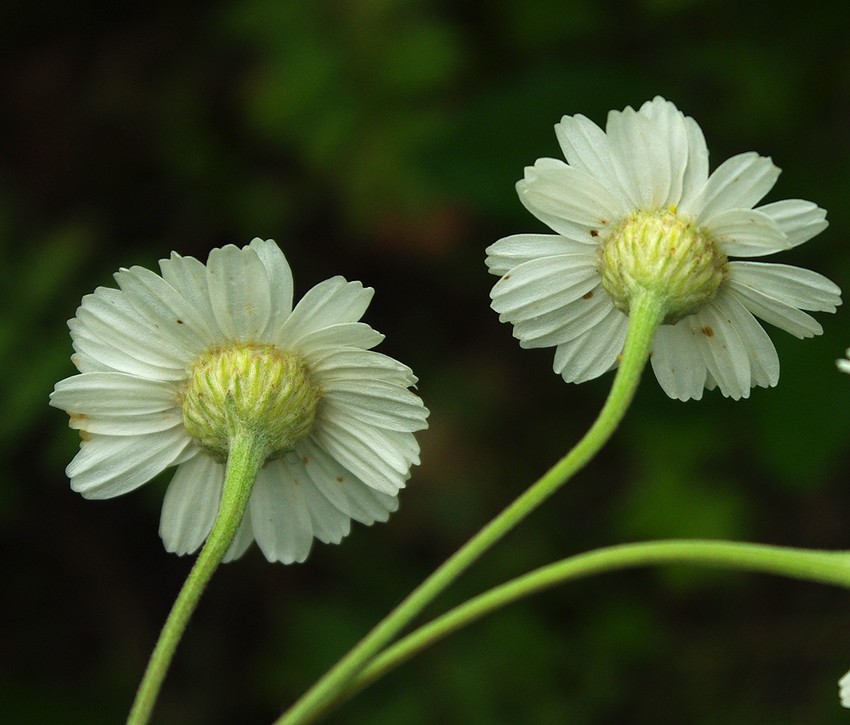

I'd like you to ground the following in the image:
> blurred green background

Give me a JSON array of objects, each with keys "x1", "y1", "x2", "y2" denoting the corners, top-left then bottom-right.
[{"x1": 3, "y1": 0, "x2": 850, "y2": 722}]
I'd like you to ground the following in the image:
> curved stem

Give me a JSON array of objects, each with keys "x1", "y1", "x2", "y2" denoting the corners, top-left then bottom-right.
[
  {"x1": 126, "y1": 430, "x2": 265, "y2": 725},
  {"x1": 331, "y1": 540, "x2": 850, "y2": 707},
  {"x1": 274, "y1": 291, "x2": 666, "y2": 725}
]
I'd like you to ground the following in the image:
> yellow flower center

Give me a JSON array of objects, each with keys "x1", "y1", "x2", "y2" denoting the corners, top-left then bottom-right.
[
  {"x1": 598, "y1": 208, "x2": 728, "y2": 322},
  {"x1": 181, "y1": 343, "x2": 320, "y2": 459}
]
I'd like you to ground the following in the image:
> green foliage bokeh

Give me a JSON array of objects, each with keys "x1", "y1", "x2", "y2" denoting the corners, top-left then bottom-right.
[{"x1": 3, "y1": 0, "x2": 850, "y2": 723}]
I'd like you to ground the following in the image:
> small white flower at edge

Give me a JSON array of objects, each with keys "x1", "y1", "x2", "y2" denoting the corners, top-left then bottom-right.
[
  {"x1": 837, "y1": 349, "x2": 850, "y2": 375},
  {"x1": 839, "y1": 668, "x2": 850, "y2": 708},
  {"x1": 50, "y1": 239, "x2": 429, "y2": 564},
  {"x1": 486, "y1": 96, "x2": 841, "y2": 401}
]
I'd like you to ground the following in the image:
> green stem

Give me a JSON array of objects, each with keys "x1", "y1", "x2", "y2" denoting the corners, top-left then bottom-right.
[
  {"x1": 126, "y1": 430, "x2": 266, "y2": 725},
  {"x1": 274, "y1": 291, "x2": 667, "y2": 725},
  {"x1": 332, "y1": 540, "x2": 850, "y2": 707}
]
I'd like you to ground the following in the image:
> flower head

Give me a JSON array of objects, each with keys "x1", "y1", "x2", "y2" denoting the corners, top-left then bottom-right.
[
  {"x1": 51, "y1": 239, "x2": 429, "y2": 563},
  {"x1": 486, "y1": 96, "x2": 841, "y2": 400}
]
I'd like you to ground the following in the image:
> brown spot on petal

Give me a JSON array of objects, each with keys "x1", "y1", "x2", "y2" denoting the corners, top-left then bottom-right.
[
  {"x1": 582, "y1": 291, "x2": 594, "y2": 300},
  {"x1": 700, "y1": 326, "x2": 714, "y2": 338},
  {"x1": 336, "y1": 476, "x2": 344, "y2": 484},
  {"x1": 302, "y1": 456, "x2": 310, "y2": 465},
  {"x1": 590, "y1": 230, "x2": 599, "y2": 238}
]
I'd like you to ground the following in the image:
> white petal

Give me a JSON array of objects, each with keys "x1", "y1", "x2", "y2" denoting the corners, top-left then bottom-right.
[
  {"x1": 70, "y1": 412, "x2": 184, "y2": 436},
  {"x1": 293, "y1": 441, "x2": 398, "y2": 524},
  {"x1": 485, "y1": 233, "x2": 592, "y2": 277},
  {"x1": 552, "y1": 307, "x2": 628, "y2": 383},
  {"x1": 311, "y1": 349, "x2": 417, "y2": 388},
  {"x1": 249, "y1": 459, "x2": 315, "y2": 564},
  {"x1": 293, "y1": 322, "x2": 384, "y2": 357},
  {"x1": 554, "y1": 113, "x2": 630, "y2": 207},
  {"x1": 713, "y1": 293, "x2": 779, "y2": 389},
  {"x1": 159, "y1": 454, "x2": 224, "y2": 556},
  {"x1": 678, "y1": 116, "x2": 710, "y2": 212},
  {"x1": 51, "y1": 370, "x2": 183, "y2": 435},
  {"x1": 512, "y1": 284, "x2": 615, "y2": 349},
  {"x1": 207, "y1": 244, "x2": 272, "y2": 341},
  {"x1": 638, "y1": 96, "x2": 690, "y2": 208},
  {"x1": 705, "y1": 208, "x2": 789, "y2": 257},
  {"x1": 726, "y1": 262, "x2": 840, "y2": 339},
  {"x1": 312, "y1": 415, "x2": 411, "y2": 496},
  {"x1": 160, "y1": 252, "x2": 223, "y2": 338},
  {"x1": 726, "y1": 285, "x2": 822, "y2": 339},
  {"x1": 67, "y1": 429, "x2": 192, "y2": 499},
  {"x1": 517, "y1": 158, "x2": 625, "y2": 241},
  {"x1": 684, "y1": 304, "x2": 751, "y2": 400},
  {"x1": 490, "y1": 255, "x2": 599, "y2": 323},
  {"x1": 606, "y1": 105, "x2": 672, "y2": 209},
  {"x1": 74, "y1": 288, "x2": 189, "y2": 375},
  {"x1": 69, "y1": 319, "x2": 183, "y2": 380},
  {"x1": 651, "y1": 322, "x2": 707, "y2": 401},
  {"x1": 51, "y1": 372, "x2": 179, "y2": 415},
  {"x1": 692, "y1": 152, "x2": 780, "y2": 221},
  {"x1": 115, "y1": 266, "x2": 215, "y2": 353},
  {"x1": 323, "y1": 378, "x2": 428, "y2": 433},
  {"x1": 69, "y1": 347, "x2": 112, "y2": 374},
  {"x1": 299, "y1": 475, "x2": 351, "y2": 544},
  {"x1": 756, "y1": 199, "x2": 828, "y2": 249},
  {"x1": 223, "y1": 509, "x2": 255, "y2": 562},
  {"x1": 729, "y1": 262, "x2": 841, "y2": 311},
  {"x1": 248, "y1": 238, "x2": 294, "y2": 327},
  {"x1": 275, "y1": 277, "x2": 373, "y2": 346}
]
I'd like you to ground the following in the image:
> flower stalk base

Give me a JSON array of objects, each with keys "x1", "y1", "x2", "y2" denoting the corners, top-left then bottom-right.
[{"x1": 126, "y1": 429, "x2": 266, "y2": 725}]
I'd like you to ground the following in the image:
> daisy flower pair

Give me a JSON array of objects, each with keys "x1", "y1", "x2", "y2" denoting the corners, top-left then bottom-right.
[{"x1": 51, "y1": 97, "x2": 841, "y2": 567}]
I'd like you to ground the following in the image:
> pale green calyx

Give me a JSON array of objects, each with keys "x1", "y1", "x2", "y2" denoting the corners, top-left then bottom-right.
[
  {"x1": 598, "y1": 208, "x2": 728, "y2": 322},
  {"x1": 181, "y1": 343, "x2": 320, "y2": 460}
]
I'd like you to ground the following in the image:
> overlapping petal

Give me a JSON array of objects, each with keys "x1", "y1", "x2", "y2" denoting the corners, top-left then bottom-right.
[
  {"x1": 757, "y1": 200, "x2": 828, "y2": 249},
  {"x1": 67, "y1": 430, "x2": 192, "y2": 499},
  {"x1": 651, "y1": 323, "x2": 708, "y2": 401},
  {"x1": 293, "y1": 440, "x2": 398, "y2": 525},
  {"x1": 160, "y1": 454, "x2": 224, "y2": 555},
  {"x1": 207, "y1": 244, "x2": 273, "y2": 341},
  {"x1": 250, "y1": 459, "x2": 315, "y2": 564},
  {"x1": 691, "y1": 152, "x2": 780, "y2": 221},
  {"x1": 485, "y1": 233, "x2": 590, "y2": 276},
  {"x1": 726, "y1": 261, "x2": 839, "y2": 339},
  {"x1": 517, "y1": 159, "x2": 625, "y2": 241},
  {"x1": 706, "y1": 208, "x2": 788, "y2": 257},
  {"x1": 552, "y1": 307, "x2": 628, "y2": 384},
  {"x1": 606, "y1": 104, "x2": 673, "y2": 209}
]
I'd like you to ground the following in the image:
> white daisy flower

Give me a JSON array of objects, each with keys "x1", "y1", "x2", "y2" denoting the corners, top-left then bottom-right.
[
  {"x1": 486, "y1": 96, "x2": 841, "y2": 400},
  {"x1": 840, "y1": 669, "x2": 850, "y2": 708},
  {"x1": 50, "y1": 239, "x2": 429, "y2": 564}
]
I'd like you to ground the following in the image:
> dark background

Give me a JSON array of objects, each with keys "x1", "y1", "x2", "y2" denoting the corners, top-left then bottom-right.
[{"x1": 4, "y1": 0, "x2": 850, "y2": 722}]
